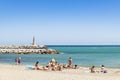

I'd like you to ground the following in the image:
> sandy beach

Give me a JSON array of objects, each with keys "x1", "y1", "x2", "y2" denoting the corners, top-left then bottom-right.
[{"x1": 0, "y1": 64, "x2": 120, "y2": 80}]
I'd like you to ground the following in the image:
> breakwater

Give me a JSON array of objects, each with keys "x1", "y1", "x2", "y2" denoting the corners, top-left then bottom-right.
[{"x1": 0, "y1": 45, "x2": 59, "y2": 54}]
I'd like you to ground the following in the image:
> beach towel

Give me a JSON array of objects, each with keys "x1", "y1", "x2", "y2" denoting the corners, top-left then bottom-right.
[{"x1": 26, "y1": 65, "x2": 34, "y2": 70}]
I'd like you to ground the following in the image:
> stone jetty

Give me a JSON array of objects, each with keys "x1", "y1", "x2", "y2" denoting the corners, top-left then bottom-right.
[
  {"x1": 0, "y1": 45, "x2": 59, "y2": 54},
  {"x1": 0, "y1": 37, "x2": 59, "y2": 54}
]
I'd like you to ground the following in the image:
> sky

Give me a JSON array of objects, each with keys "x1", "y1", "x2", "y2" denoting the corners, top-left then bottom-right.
[{"x1": 0, "y1": 0, "x2": 120, "y2": 45}]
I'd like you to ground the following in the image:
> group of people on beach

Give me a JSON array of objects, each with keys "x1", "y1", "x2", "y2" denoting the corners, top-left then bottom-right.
[
  {"x1": 90, "y1": 65, "x2": 107, "y2": 73},
  {"x1": 33, "y1": 58, "x2": 63, "y2": 71},
  {"x1": 32, "y1": 57, "x2": 107, "y2": 73},
  {"x1": 33, "y1": 57, "x2": 79, "y2": 71},
  {"x1": 16, "y1": 56, "x2": 107, "y2": 73}
]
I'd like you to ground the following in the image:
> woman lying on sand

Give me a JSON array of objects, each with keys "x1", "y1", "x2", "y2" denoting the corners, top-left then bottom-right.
[{"x1": 33, "y1": 61, "x2": 49, "y2": 70}]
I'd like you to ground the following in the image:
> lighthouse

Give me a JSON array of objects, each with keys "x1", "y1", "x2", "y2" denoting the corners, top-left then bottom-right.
[{"x1": 32, "y1": 37, "x2": 37, "y2": 46}]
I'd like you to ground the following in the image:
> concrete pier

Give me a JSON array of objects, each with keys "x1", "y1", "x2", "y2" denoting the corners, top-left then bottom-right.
[
  {"x1": 0, "y1": 45, "x2": 59, "y2": 54},
  {"x1": 0, "y1": 37, "x2": 59, "y2": 54}
]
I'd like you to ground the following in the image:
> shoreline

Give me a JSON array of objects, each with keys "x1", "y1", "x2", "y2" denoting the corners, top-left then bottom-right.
[
  {"x1": 0, "y1": 63, "x2": 120, "y2": 80},
  {"x1": 0, "y1": 63, "x2": 120, "y2": 69},
  {"x1": 0, "y1": 63, "x2": 120, "y2": 70}
]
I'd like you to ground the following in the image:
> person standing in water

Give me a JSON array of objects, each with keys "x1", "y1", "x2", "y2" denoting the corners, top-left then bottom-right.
[
  {"x1": 18, "y1": 57, "x2": 21, "y2": 64},
  {"x1": 15, "y1": 57, "x2": 21, "y2": 65}
]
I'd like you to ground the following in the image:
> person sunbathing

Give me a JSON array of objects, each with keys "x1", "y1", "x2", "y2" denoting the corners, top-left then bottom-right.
[
  {"x1": 42, "y1": 66, "x2": 49, "y2": 71},
  {"x1": 100, "y1": 65, "x2": 107, "y2": 73},
  {"x1": 33, "y1": 61, "x2": 40, "y2": 70},
  {"x1": 90, "y1": 66, "x2": 99, "y2": 73},
  {"x1": 73, "y1": 65, "x2": 79, "y2": 69}
]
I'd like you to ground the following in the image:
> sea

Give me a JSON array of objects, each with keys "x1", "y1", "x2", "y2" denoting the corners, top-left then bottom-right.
[{"x1": 0, "y1": 45, "x2": 120, "y2": 68}]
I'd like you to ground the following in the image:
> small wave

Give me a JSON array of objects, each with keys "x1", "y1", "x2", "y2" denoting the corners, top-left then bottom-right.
[{"x1": 59, "y1": 52, "x2": 64, "y2": 54}]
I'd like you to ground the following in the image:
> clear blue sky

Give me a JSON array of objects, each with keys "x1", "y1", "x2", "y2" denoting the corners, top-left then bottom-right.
[{"x1": 0, "y1": 0, "x2": 120, "y2": 45}]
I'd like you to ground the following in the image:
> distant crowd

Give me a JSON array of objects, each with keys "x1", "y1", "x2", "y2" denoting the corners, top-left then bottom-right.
[
  {"x1": 33, "y1": 57, "x2": 76, "y2": 71},
  {"x1": 32, "y1": 57, "x2": 107, "y2": 73},
  {"x1": 15, "y1": 57, "x2": 107, "y2": 73}
]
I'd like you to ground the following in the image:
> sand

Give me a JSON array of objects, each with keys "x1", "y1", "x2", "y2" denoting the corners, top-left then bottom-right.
[{"x1": 0, "y1": 64, "x2": 120, "y2": 80}]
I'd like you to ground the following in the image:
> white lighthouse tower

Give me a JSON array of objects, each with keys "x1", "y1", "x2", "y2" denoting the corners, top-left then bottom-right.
[{"x1": 32, "y1": 37, "x2": 37, "y2": 46}]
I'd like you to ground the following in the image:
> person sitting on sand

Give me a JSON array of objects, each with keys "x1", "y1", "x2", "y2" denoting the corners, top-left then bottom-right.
[
  {"x1": 50, "y1": 58, "x2": 56, "y2": 66},
  {"x1": 101, "y1": 65, "x2": 107, "y2": 73},
  {"x1": 90, "y1": 66, "x2": 95, "y2": 73},
  {"x1": 56, "y1": 64, "x2": 63, "y2": 71},
  {"x1": 89, "y1": 66, "x2": 99, "y2": 73},
  {"x1": 33, "y1": 61, "x2": 40, "y2": 70},
  {"x1": 73, "y1": 65, "x2": 79, "y2": 69}
]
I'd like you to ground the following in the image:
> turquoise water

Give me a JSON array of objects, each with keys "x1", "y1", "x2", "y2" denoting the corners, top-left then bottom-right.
[{"x1": 0, "y1": 45, "x2": 120, "y2": 68}]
